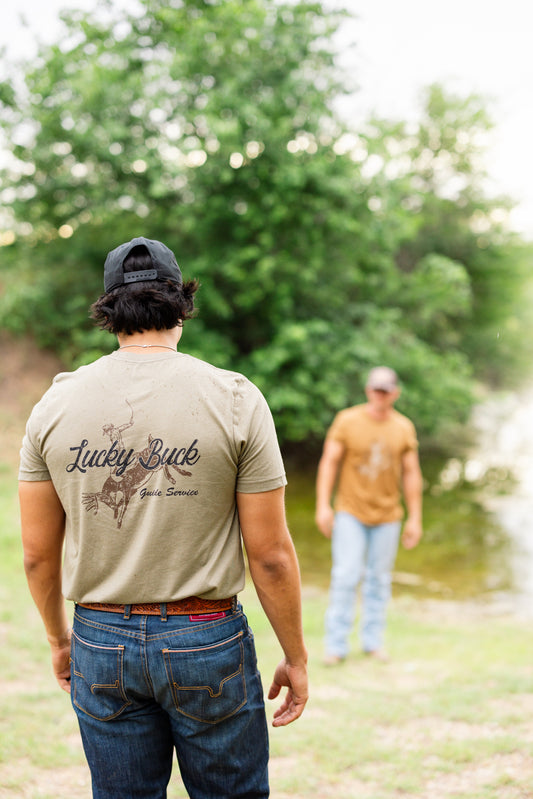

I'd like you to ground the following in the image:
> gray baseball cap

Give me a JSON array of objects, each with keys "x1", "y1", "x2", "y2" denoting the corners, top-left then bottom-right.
[
  {"x1": 366, "y1": 366, "x2": 398, "y2": 392},
  {"x1": 104, "y1": 236, "x2": 182, "y2": 292}
]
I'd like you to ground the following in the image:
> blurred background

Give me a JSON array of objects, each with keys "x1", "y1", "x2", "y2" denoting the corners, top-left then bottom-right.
[{"x1": 2, "y1": 0, "x2": 533, "y2": 610}]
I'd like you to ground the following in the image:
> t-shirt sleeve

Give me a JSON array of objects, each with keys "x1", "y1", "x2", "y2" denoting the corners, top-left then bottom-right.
[
  {"x1": 233, "y1": 379, "x2": 287, "y2": 493},
  {"x1": 19, "y1": 410, "x2": 51, "y2": 481},
  {"x1": 404, "y1": 418, "x2": 419, "y2": 452},
  {"x1": 325, "y1": 410, "x2": 348, "y2": 443}
]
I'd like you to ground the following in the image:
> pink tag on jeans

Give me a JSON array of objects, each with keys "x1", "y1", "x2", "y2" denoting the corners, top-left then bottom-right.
[{"x1": 189, "y1": 611, "x2": 227, "y2": 621}]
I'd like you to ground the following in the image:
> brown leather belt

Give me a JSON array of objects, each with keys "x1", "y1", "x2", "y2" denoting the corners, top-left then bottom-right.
[{"x1": 78, "y1": 596, "x2": 235, "y2": 616}]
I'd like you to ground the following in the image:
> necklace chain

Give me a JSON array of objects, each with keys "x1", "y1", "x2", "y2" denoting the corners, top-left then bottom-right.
[{"x1": 118, "y1": 344, "x2": 176, "y2": 352}]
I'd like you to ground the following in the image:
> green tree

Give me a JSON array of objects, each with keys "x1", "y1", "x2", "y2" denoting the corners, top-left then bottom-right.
[
  {"x1": 0, "y1": 5, "x2": 530, "y2": 447},
  {"x1": 362, "y1": 84, "x2": 533, "y2": 389}
]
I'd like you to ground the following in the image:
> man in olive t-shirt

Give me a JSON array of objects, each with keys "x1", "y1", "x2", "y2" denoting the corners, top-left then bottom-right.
[
  {"x1": 315, "y1": 366, "x2": 423, "y2": 663},
  {"x1": 19, "y1": 237, "x2": 308, "y2": 799}
]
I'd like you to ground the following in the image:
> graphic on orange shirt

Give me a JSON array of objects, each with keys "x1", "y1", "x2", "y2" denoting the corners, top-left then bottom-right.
[{"x1": 358, "y1": 441, "x2": 392, "y2": 481}]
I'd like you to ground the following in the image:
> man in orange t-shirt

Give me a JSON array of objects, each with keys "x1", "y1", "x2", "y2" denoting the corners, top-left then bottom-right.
[{"x1": 315, "y1": 366, "x2": 423, "y2": 663}]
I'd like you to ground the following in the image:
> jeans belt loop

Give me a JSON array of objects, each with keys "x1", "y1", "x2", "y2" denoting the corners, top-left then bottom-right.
[
  {"x1": 123, "y1": 604, "x2": 132, "y2": 620},
  {"x1": 160, "y1": 603, "x2": 168, "y2": 622}
]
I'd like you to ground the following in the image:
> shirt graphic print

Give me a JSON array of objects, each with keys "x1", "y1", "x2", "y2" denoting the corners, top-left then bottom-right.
[
  {"x1": 76, "y1": 400, "x2": 198, "y2": 529},
  {"x1": 358, "y1": 440, "x2": 392, "y2": 481}
]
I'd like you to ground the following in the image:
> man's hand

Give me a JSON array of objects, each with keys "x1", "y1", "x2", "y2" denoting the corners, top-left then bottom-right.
[
  {"x1": 315, "y1": 505, "x2": 334, "y2": 539},
  {"x1": 402, "y1": 517, "x2": 422, "y2": 550},
  {"x1": 49, "y1": 631, "x2": 72, "y2": 693},
  {"x1": 268, "y1": 658, "x2": 309, "y2": 727}
]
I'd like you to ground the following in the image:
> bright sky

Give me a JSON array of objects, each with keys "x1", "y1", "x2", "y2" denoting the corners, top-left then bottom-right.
[
  {"x1": 345, "y1": 0, "x2": 533, "y2": 237},
  {"x1": 2, "y1": 0, "x2": 532, "y2": 237}
]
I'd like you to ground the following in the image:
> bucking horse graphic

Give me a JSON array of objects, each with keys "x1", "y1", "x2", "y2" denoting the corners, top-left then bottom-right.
[{"x1": 82, "y1": 401, "x2": 192, "y2": 529}]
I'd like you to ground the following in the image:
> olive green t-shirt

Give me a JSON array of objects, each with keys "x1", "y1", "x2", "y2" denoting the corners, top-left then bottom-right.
[
  {"x1": 327, "y1": 404, "x2": 418, "y2": 525},
  {"x1": 19, "y1": 350, "x2": 287, "y2": 603}
]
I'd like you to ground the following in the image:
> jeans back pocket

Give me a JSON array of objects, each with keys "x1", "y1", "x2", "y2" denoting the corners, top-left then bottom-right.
[
  {"x1": 71, "y1": 631, "x2": 131, "y2": 721},
  {"x1": 162, "y1": 631, "x2": 246, "y2": 724}
]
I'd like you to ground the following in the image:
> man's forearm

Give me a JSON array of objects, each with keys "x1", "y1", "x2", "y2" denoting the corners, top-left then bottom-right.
[
  {"x1": 24, "y1": 560, "x2": 70, "y2": 643},
  {"x1": 401, "y1": 450, "x2": 423, "y2": 520},
  {"x1": 401, "y1": 455, "x2": 423, "y2": 549},
  {"x1": 20, "y1": 480, "x2": 71, "y2": 690},
  {"x1": 248, "y1": 546, "x2": 307, "y2": 666},
  {"x1": 237, "y1": 487, "x2": 308, "y2": 724},
  {"x1": 315, "y1": 440, "x2": 344, "y2": 527},
  {"x1": 402, "y1": 470, "x2": 422, "y2": 522},
  {"x1": 315, "y1": 458, "x2": 336, "y2": 511},
  {"x1": 20, "y1": 479, "x2": 68, "y2": 641}
]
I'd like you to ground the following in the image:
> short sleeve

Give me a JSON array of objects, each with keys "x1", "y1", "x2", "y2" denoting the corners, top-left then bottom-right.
[
  {"x1": 404, "y1": 418, "x2": 419, "y2": 452},
  {"x1": 233, "y1": 379, "x2": 287, "y2": 494},
  {"x1": 325, "y1": 410, "x2": 349, "y2": 444},
  {"x1": 19, "y1": 421, "x2": 51, "y2": 481}
]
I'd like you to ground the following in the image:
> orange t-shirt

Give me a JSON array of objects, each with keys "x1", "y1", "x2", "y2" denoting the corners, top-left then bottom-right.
[{"x1": 327, "y1": 404, "x2": 418, "y2": 525}]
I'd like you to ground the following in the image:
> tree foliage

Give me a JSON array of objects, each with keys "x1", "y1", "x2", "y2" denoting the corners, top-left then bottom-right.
[{"x1": 1, "y1": 0, "x2": 531, "y2": 448}]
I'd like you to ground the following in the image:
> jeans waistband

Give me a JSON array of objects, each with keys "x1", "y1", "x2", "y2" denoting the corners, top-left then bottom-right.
[{"x1": 77, "y1": 596, "x2": 236, "y2": 618}]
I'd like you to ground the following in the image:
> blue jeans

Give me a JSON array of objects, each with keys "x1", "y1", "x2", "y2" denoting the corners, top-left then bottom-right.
[
  {"x1": 325, "y1": 512, "x2": 401, "y2": 656},
  {"x1": 71, "y1": 603, "x2": 269, "y2": 799}
]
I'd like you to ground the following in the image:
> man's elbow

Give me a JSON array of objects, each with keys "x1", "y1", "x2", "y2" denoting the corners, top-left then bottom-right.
[
  {"x1": 23, "y1": 551, "x2": 48, "y2": 577},
  {"x1": 249, "y1": 547, "x2": 298, "y2": 580}
]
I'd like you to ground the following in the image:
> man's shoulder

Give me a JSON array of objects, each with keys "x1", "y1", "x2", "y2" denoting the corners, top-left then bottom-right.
[
  {"x1": 23, "y1": 358, "x2": 107, "y2": 423},
  {"x1": 179, "y1": 354, "x2": 256, "y2": 390},
  {"x1": 389, "y1": 409, "x2": 418, "y2": 443},
  {"x1": 334, "y1": 404, "x2": 367, "y2": 422},
  {"x1": 390, "y1": 408, "x2": 415, "y2": 428},
  {"x1": 38, "y1": 359, "x2": 101, "y2": 394},
  {"x1": 48, "y1": 354, "x2": 119, "y2": 390},
  {"x1": 327, "y1": 404, "x2": 366, "y2": 434},
  {"x1": 338, "y1": 403, "x2": 366, "y2": 415}
]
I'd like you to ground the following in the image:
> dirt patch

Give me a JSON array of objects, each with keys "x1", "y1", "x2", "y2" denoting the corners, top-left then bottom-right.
[
  {"x1": 0, "y1": 332, "x2": 65, "y2": 466},
  {"x1": 421, "y1": 752, "x2": 533, "y2": 799},
  {"x1": 0, "y1": 761, "x2": 90, "y2": 799}
]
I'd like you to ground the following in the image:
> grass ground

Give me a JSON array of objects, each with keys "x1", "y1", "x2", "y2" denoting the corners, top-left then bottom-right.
[
  {"x1": 1, "y1": 336, "x2": 532, "y2": 798},
  {"x1": 1, "y1": 461, "x2": 533, "y2": 799}
]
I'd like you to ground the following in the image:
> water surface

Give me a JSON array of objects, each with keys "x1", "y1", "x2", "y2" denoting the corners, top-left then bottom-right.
[
  {"x1": 285, "y1": 460, "x2": 514, "y2": 602},
  {"x1": 285, "y1": 388, "x2": 533, "y2": 612}
]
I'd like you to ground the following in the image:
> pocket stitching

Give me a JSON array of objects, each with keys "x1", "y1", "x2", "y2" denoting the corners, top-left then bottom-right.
[
  {"x1": 162, "y1": 632, "x2": 247, "y2": 724},
  {"x1": 71, "y1": 633, "x2": 132, "y2": 721}
]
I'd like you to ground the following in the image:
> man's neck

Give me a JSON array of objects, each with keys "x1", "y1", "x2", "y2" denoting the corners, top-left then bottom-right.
[
  {"x1": 117, "y1": 327, "x2": 182, "y2": 352},
  {"x1": 364, "y1": 403, "x2": 393, "y2": 422}
]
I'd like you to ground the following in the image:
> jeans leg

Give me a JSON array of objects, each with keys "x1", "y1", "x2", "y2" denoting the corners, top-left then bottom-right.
[
  {"x1": 71, "y1": 611, "x2": 174, "y2": 799},
  {"x1": 150, "y1": 607, "x2": 269, "y2": 799},
  {"x1": 167, "y1": 624, "x2": 268, "y2": 798},
  {"x1": 325, "y1": 512, "x2": 367, "y2": 658},
  {"x1": 78, "y1": 710, "x2": 174, "y2": 799},
  {"x1": 360, "y1": 521, "x2": 401, "y2": 652}
]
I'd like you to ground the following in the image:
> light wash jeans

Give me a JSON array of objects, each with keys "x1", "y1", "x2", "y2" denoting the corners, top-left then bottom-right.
[
  {"x1": 71, "y1": 602, "x2": 269, "y2": 799},
  {"x1": 325, "y1": 511, "x2": 401, "y2": 657}
]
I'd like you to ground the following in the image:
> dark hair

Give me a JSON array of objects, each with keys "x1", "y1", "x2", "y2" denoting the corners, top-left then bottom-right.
[{"x1": 90, "y1": 246, "x2": 199, "y2": 334}]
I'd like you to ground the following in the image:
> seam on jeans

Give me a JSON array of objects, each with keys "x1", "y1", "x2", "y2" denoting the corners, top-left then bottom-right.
[{"x1": 139, "y1": 615, "x2": 155, "y2": 695}]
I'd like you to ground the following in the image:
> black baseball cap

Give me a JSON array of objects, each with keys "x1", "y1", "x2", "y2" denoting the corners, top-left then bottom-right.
[{"x1": 103, "y1": 236, "x2": 182, "y2": 292}]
